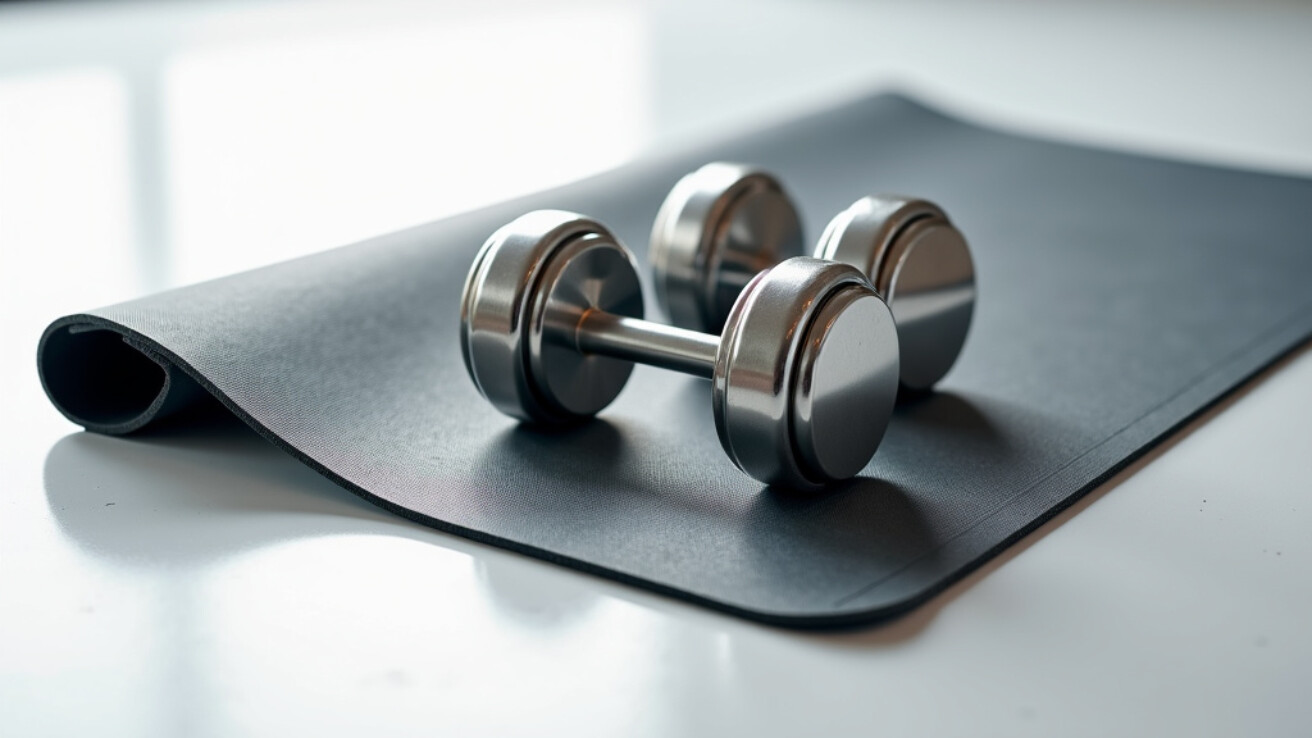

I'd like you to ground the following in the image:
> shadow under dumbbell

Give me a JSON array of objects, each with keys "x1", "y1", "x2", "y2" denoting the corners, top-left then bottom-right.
[
  {"x1": 744, "y1": 475, "x2": 934, "y2": 586},
  {"x1": 478, "y1": 417, "x2": 634, "y2": 483},
  {"x1": 461, "y1": 375, "x2": 957, "y2": 619},
  {"x1": 893, "y1": 389, "x2": 1010, "y2": 441}
]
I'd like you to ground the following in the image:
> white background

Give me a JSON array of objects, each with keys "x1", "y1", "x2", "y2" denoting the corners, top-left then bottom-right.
[{"x1": 2, "y1": 1, "x2": 1310, "y2": 735}]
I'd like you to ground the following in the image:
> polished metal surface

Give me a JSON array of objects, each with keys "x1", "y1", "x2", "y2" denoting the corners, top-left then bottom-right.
[
  {"x1": 576, "y1": 312, "x2": 718, "y2": 378},
  {"x1": 650, "y1": 163, "x2": 804, "y2": 332},
  {"x1": 650, "y1": 163, "x2": 976, "y2": 392},
  {"x1": 714, "y1": 257, "x2": 898, "y2": 490},
  {"x1": 532, "y1": 231, "x2": 647, "y2": 417},
  {"x1": 816, "y1": 196, "x2": 976, "y2": 391},
  {"x1": 791, "y1": 284, "x2": 900, "y2": 481},
  {"x1": 460, "y1": 210, "x2": 643, "y2": 423},
  {"x1": 464, "y1": 211, "x2": 897, "y2": 488}
]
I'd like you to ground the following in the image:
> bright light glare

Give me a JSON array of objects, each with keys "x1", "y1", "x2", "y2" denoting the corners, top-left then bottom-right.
[
  {"x1": 0, "y1": 69, "x2": 138, "y2": 307},
  {"x1": 166, "y1": 8, "x2": 649, "y2": 286}
]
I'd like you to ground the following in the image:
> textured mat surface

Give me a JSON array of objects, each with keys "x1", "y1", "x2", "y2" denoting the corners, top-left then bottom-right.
[{"x1": 38, "y1": 94, "x2": 1312, "y2": 626}]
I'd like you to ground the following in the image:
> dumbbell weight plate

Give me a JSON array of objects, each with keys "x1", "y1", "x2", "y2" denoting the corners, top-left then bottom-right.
[
  {"x1": 817, "y1": 196, "x2": 975, "y2": 391},
  {"x1": 651, "y1": 163, "x2": 804, "y2": 333},
  {"x1": 714, "y1": 257, "x2": 899, "y2": 490},
  {"x1": 460, "y1": 210, "x2": 643, "y2": 424}
]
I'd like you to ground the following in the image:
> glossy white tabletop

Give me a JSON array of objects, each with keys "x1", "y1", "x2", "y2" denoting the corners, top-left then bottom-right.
[{"x1": 2, "y1": 1, "x2": 1310, "y2": 735}]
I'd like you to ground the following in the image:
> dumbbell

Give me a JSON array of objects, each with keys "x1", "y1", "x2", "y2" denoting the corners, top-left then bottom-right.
[
  {"x1": 460, "y1": 209, "x2": 900, "y2": 490},
  {"x1": 650, "y1": 162, "x2": 976, "y2": 392}
]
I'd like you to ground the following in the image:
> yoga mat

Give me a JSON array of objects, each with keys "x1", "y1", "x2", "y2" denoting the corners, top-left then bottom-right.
[{"x1": 38, "y1": 94, "x2": 1312, "y2": 627}]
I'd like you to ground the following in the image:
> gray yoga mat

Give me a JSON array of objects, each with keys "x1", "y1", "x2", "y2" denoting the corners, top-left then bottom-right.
[{"x1": 38, "y1": 94, "x2": 1312, "y2": 627}]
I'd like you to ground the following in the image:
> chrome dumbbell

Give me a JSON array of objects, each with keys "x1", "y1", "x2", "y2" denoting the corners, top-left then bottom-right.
[
  {"x1": 460, "y1": 209, "x2": 900, "y2": 490},
  {"x1": 651, "y1": 162, "x2": 976, "y2": 392}
]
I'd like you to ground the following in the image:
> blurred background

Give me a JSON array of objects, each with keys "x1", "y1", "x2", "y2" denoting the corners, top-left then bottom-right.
[{"x1": 2, "y1": 0, "x2": 1310, "y2": 302}]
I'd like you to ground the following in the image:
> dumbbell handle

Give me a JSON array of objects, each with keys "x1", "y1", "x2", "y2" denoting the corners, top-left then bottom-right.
[{"x1": 573, "y1": 310, "x2": 718, "y2": 378}]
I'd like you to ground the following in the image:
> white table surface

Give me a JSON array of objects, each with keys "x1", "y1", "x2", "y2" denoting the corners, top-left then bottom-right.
[{"x1": 2, "y1": 1, "x2": 1310, "y2": 735}]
